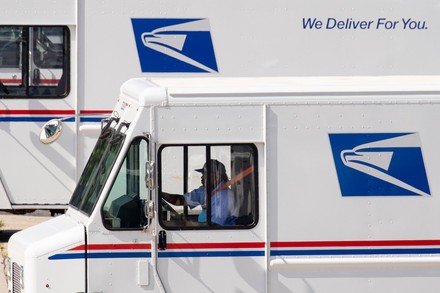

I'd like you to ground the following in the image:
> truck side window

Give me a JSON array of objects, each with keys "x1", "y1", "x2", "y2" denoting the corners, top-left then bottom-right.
[
  {"x1": 0, "y1": 26, "x2": 70, "y2": 98},
  {"x1": 159, "y1": 144, "x2": 258, "y2": 230},
  {"x1": 102, "y1": 137, "x2": 149, "y2": 230}
]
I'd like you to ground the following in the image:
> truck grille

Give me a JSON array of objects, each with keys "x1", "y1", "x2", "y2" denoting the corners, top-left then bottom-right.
[{"x1": 12, "y1": 262, "x2": 23, "y2": 293}]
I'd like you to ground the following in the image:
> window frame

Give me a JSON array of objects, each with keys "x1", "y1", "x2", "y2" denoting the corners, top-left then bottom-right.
[
  {"x1": 158, "y1": 143, "x2": 259, "y2": 231},
  {"x1": 101, "y1": 136, "x2": 150, "y2": 231},
  {"x1": 0, "y1": 25, "x2": 70, "y2": 99}
]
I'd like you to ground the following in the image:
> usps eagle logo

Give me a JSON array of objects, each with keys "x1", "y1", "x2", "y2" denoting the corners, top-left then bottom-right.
[
  {"x1": 329, "y1": 133, "x2": 430, "y2": 196},
  {"x1": 131, "y1": 18, "x2": 218, "y2": 73}
]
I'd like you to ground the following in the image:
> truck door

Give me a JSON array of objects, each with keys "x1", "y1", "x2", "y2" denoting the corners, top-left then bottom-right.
[
  {"x1": 0, "y1": 25, "x2": 72, "y2": 210},
  {"x1": 83, "y1": 135, "x2": 155, "y2": 292},
  {"x1": 157, "y1": 144, "x2": 266, "y2": 292}
]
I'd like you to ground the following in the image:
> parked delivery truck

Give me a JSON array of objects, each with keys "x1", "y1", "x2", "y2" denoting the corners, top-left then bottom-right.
[
  {"x1": 1, "y1": 0, "x2": 440, "y2": 213},
  {"x1": 7, "y1": 76, "x2": 440, "y2": 292}
]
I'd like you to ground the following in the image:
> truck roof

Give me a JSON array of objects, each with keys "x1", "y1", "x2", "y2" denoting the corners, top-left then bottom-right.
[{"x1": 122, "y1": 76, "x2": 440, "y2": 106}]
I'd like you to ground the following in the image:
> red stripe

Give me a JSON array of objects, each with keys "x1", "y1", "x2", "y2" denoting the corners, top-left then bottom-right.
[
  {"x1": 38, "y1": 79, "x2": 60, "y2": 85},
  {"x1": 80, "y1": 110, "x2": 112, "y2": 114},
  {"x1": 0, "y1": 110, "x2": 111, "y2": 115},
  {"x1": 270, "y1": 240, "x2": 440, "y2": 248},
  {"x1": 0, "y1": 110, "x2": 75, "y2": 115},
  {"x1": 0, "y1": 79, "x2": 21, "y2": 84},
  {"x1": 0, "y1": 79, "x2": 59, "y2": 84},
  {"x1": 167, "y1": 242, "x2": 265, "y2": 249},
  {"x1": 69, "y1": 242, "x2": 265, "y2": 251},
  {"x1": 70, "y1": 243, "x2": 151, "y2": 251},
  {"x1": 69, "y1": 245, "x2": 85, "y2": 251}
]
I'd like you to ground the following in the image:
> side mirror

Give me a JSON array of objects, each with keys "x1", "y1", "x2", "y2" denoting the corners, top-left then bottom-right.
[
  {"x1": 39, "y1": 119, "x2": 63, "y2": 144},
  {"x1": 41, "y1": 116, "x2": 114, "y2": 144}
]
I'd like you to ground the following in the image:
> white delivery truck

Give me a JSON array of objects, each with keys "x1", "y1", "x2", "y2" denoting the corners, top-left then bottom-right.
[
  {"x1": 8, "y1": 76, "x2": 440, "y2": 292},
  {"x1": 1, "y1": 0, "x2": 440, "y2": 212}
]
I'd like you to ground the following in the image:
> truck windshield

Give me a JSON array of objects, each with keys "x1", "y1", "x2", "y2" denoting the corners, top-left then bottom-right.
[{"x1": 70, "y1": 129, "x2": 125, "y2": 215}]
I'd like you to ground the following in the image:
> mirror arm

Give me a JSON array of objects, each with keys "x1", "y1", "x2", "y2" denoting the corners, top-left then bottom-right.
[{"x1": 39, "y1": 113, "x2": 113, "y2": 144}]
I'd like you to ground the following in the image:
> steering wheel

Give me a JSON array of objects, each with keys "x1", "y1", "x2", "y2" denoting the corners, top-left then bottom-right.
[{"x1": 161, "y1": 198, "x2": 181, "y2": 219}]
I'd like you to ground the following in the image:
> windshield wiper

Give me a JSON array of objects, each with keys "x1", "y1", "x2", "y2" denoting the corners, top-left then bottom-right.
[{"x1": 111, "y1": 121, "x2": 130, "y2": 144}]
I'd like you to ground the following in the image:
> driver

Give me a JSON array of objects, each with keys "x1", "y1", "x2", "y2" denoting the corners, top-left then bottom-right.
[{"x1": 163, "y1": 159, "x2": 238, "y2": 225}]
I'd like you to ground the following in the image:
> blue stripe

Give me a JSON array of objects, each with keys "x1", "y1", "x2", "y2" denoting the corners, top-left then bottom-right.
[
  {"x1": 88, "y1": 252, "x2": 152, "y2": 259},
  {"x1": 271, "y1": 248, "x2": 440, "y2": 256},
  {"x1": 49, "y1": 252, "x2": 152, "y2": 260},
  {"x1": 80, "y1": 117, "x2": 104, "y2": 122},
  {"x1": 158, "y1": 250, "x2": 265, "y2": 258},
  {"x1": 49, "y1": 253, "x2": 85, "y2": 260},
  {"x1": 49, "y1": 250, "x2": 264, "y2": 260}
]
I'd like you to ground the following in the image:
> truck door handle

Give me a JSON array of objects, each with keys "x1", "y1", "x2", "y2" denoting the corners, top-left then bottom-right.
[
  {"x1": 33, "y1": 68, "x2": 40, "y2": 85},
  {"x1": 158, "y1": 230, "x2": 167, "y2": 250}
]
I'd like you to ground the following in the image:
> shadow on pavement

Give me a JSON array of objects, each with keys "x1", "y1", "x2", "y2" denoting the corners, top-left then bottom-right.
[{"x1": 0, "y1": 230, "x2": 20, "y2": 243}]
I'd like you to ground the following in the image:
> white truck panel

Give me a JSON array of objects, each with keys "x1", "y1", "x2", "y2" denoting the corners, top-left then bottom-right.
[
  {"x1": 8, "y1": 215, "x2": 85, "y2": 292},
  {"x1": 268, "y1": 103, "x2": 440, "y2": 241},
  {"x1": 0, "y1": 0, "x2": 76, "y2": 25},
  {"x1": 155, "y1": 105, "x2": 265, "y2": 143}
]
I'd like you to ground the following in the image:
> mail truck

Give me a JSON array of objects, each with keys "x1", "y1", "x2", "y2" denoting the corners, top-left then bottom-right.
[{"x1": 8, "y1": 76, "x2": 440, "y2": 292}]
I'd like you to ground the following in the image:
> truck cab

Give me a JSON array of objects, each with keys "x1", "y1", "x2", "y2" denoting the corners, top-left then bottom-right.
[{"x1": 8, "y1": 77, "x2": 264, "y2": 292}]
